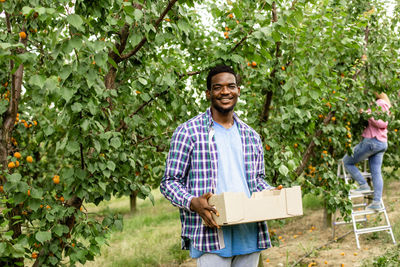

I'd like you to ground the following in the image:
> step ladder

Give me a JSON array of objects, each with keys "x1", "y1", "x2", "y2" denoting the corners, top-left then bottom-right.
[{"x1": 332, "y1": 160, "x2": 396, "y2": 249}]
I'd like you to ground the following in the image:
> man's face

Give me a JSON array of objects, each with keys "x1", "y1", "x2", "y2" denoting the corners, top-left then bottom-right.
[{"x1": 206, "y1": 72, "x2": 240, "y2": 114}]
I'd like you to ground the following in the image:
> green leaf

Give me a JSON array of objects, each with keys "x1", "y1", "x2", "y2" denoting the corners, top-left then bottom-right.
[
  {"x1": 35, "y1": 231, "x2": 52, "y2": 243},
  {"x1": 21, "y1": 6, "x2": 34, "y2": 15},
  {"x1": 110, "y1": 137, "x2": 121, "y2": 149},
  {"x1": 278, "y1": 164, "x2": 289, "y2": 176},
  {"x1": 71, "y1": 102, "x2": 83, "y2": 113},
  {"x1": 138, "y1": 77, "x2": 148, "y2": 85},
  {"x1": 44, "y1": 126, "x2": 55, "y2": 136},
  {"x1": 69, "y1": 36, "x2": 83, "y2": 50},
  {"x1": 67, "y1": 141, "x2": 80, "y2": 154},
  {"x1": 67, "y1": 14, "x2": 84, "y2": 31},
  {"x1": 53, "y1": 225, "x2": 69, "y2": 237},
  {"x1": 0, "y1": 100, "x2": 8, "y2": 115},
  {"x1": 61, "y1": 87, "x2": 77, "y2": 103},
  {"x1": 134, "y1": 9, "x2": 143, "y2": 21},
  {"x1": 108, "y1": 57, "x2": 118, "y2": 69},
  {"x1": 107, "y1": 161, "x2": 116, "y2": 171},
  {"x1": 7, "y1": 173, "x2": 22, "y2": 183}
]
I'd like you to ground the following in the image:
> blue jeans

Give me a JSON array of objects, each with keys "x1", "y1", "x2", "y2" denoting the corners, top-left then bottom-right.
[{"x1": 343, "y1": 137, "x2": 387, "y2": 202}]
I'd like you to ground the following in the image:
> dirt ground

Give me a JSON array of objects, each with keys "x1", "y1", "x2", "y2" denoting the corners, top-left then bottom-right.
[{"x1": 179, "y1": 180, "x2": 400, "y2": 267}]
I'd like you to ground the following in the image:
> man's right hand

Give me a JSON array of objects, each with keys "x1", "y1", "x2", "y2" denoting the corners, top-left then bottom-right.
[{"x1": 190, "y1": 192, "x2": 220, "y2": 229}]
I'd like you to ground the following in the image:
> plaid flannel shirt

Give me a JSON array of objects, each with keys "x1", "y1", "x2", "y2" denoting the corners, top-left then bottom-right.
[{"x1": 160, "y1": 108, "x2": 273, "y2": 252}]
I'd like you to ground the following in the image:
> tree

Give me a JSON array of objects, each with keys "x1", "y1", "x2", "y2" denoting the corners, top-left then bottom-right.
[{"x1": 1, "y1": 0, "x2": 399, "y2": 265}]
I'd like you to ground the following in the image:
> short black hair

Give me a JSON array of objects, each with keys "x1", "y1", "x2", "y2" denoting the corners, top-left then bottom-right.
[{"x1": 206, "y1": 65, "x2": 237, "y2": 90}]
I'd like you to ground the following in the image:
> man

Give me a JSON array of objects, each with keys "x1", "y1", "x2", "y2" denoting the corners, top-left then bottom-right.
[{"x1": 160, "y1": 65, "x2": 275, "y2": 266}]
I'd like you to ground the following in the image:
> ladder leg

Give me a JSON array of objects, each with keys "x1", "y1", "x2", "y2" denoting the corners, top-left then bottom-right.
[
  {"x1": 351, "y1": 212, "x2": 361, "y2": 249},
  {"x1": 380, "y1": 199, "x2": 396, "y2": 245}
]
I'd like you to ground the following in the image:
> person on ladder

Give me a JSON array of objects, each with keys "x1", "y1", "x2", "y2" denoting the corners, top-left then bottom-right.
[{"x1": 342, "y1": 92, "x2": 391, "y2": 211}]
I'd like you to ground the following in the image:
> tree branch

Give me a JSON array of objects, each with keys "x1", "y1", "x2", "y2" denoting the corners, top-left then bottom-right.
[
  {"x1": 116, "y1": 90, "x2": 169, "y2": 132},
  {"x1": 295, "y1": 111, "x2": 334, "y2": 176},
  {"x1": 120, "y1": 0, "x2": 179, "y2": 61}
]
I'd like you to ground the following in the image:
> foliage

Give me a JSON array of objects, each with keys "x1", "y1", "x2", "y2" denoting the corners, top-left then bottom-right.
[
  {"x1": 0, "y1": 0, "x2": 399, "y2": 265},
  {"x1": 363, "y1": 244, "x2": 400, "y2": 267}
]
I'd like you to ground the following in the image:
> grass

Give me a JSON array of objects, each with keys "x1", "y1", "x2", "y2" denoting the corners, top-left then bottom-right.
[{"x1": 78, "y1": 190, "x2": 190, "y2": 267}]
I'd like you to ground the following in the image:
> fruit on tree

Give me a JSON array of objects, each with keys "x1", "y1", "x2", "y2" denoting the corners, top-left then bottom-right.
[{"x1": 19, "y1": 31, "x2": 27, "y2": 39}]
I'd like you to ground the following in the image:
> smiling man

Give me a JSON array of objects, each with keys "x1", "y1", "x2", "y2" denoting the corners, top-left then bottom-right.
[{"x1": 160, "y1": 65, "x2": 275, "y2": 267}]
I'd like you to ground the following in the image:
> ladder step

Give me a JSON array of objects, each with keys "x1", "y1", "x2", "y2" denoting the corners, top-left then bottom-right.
[
  {"x1": 355, "y1": 225, "x2": 392, "y2": 235},
  {"x1": 353, "y1": 203, "x2": 367, "y2": 208},
  {"x1": 333, "y1": 218, "x2": 367, "y2": 226},
  {"x1": 352, "y1": 209, "x2": 385, "y2": 216},
  {"x1": 349, "y1": 191, "x2": 374, "y2": 198}
]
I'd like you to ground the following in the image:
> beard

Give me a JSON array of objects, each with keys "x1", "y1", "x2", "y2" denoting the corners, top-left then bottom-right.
[{"x1": 211, "y1": 98, "x2": 237, "y2": 114}]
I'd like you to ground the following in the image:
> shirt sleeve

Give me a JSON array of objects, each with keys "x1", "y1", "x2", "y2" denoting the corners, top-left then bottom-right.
[
  {"x1": 160, "y1": 125, "x2": 194, "y2": 212},
  {"x1": 254, "y1": 135, "x2": 274, "y2": 191},
  {"x1": 367, "y1": 100, "x2": 389, "y2": 129},
  {"x1": 368, "y1": 117, "x2": 388, "y2": 129}
]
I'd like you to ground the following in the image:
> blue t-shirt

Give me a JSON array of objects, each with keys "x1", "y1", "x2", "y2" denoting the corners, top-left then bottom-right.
[{"x1": 190, "y1": 120, "x2": 262, "y2": 258}]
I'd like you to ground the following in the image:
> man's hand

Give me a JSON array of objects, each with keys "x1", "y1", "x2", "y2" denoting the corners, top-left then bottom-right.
[{"x1": 190, "y1": 192, "x2": 220, "y2": 229}]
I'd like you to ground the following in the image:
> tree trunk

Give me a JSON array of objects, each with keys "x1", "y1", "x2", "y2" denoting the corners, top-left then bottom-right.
[
  {"x1": 323, "y1": 206, "x2": 333, "y2": 228},
  {"x1": 130, "y1": 190, "x2": 138, "y2": 213}
]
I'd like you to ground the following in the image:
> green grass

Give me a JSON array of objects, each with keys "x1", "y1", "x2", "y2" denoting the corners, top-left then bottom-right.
[
  {"x1": 78, "y1": 190, "x2": 190, "y2": 267},
  {"x1": 302, "y1": 193, "x2": 325, "y2": 211}
]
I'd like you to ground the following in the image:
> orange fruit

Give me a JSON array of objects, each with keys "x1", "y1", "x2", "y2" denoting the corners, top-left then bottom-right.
[
  {"x1": 19, "y1": 31, "x2": 27, "y2": 39},
  {"x1": 33, "y1": 120, "x2": 37, "y2": 126},
  {"x1": 14, "y1": 152, "x2": 21, "y2": 158},
  {"x1": 53, "y1": 175, "x2": 60, "y2": 184},
  {"x1": 32, "y1": 252, "x2": 38, "y2": 259},
  {"x1": 281, "y1": 66, "x2": 285, "y2": 71},
  {"x1": 0, "y1": 185, "x2": 4, "y2": 193},
  {"x1": 225, "y1": 35, "x2": 229, "y2": 39},
  {"x1": 294, "y1": 143, "x2": 298, "y2": 148},
  {"x1": 80, "y1": 206, "x2": 83, "y2": 211},
  {"x1": 277, "y1": 185, "x2": 283, "y2": 190},
  {"x1": 72, "y1": 243, "x2": 75, "y2": 247},
  {"x1": 8, "y1": 162, "x2": 15, "y2": 168},
  {"x1": 236, "y1": 20, "x2": 239, "y2": 24},
  {"x1": 59, "y1": 196, "x2": 65, "y2": 202},
  {"x1": 164, "y1": 18, "x2": 170, "y2": 22},
  {"x1": 331, "y1": 116, "x2": 336, "y2": 121},
  {"x1": 27, "y1": 189, "x2": 30, "y2": 196},
  {"x1": 15, "y1": 160, "x2": 19, "y2": 167},
  {"x1": 332, "y1": 90, "x2": 336, "y2": 94},
  {"x1": 92, "y1": 60, "x2": 96, "y2": 65},
  {"x1": 318, "y1": 114, "x2": 323, "y2": 119},
  {"x1": 266, "y1": 258, "x2": 270, "y2": 262},
  {"x1": 46, "y1": 205, "x2": 51, "y2": 210},
  {"x1": 251, "y1": 61, "x2": 257, "y2": 67},
  {"x1": 228, "y1": 13, "x2": 233, "y2": 18},
  {"x1": 136, "y1": 90, "x2": 141, "y2": 94},
  {"x1": 265, "y1": 144, "x2": 270, "y2": 151},
  {"x1": 395, "y1": 129, "x2": 398, "y2": 132},
  {"x1": 247, "y1": 62, "x2": 251, "y2": 67},
  {"x1": 26, "y1": 156, "x2": 33, "y2": 163},
  {"x1": 40, "y1": 204, "x2": 43, "y2": 208}
]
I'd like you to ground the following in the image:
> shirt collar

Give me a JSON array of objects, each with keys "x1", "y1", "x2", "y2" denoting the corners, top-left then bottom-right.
[{"x1": 205, "y1": 107, "x2": 244, "y2": 130}]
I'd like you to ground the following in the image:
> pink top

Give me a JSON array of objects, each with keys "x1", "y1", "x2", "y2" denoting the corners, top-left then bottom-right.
[{"x1": 361, "y1": 99, "x2": 391, "y2": 142}]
